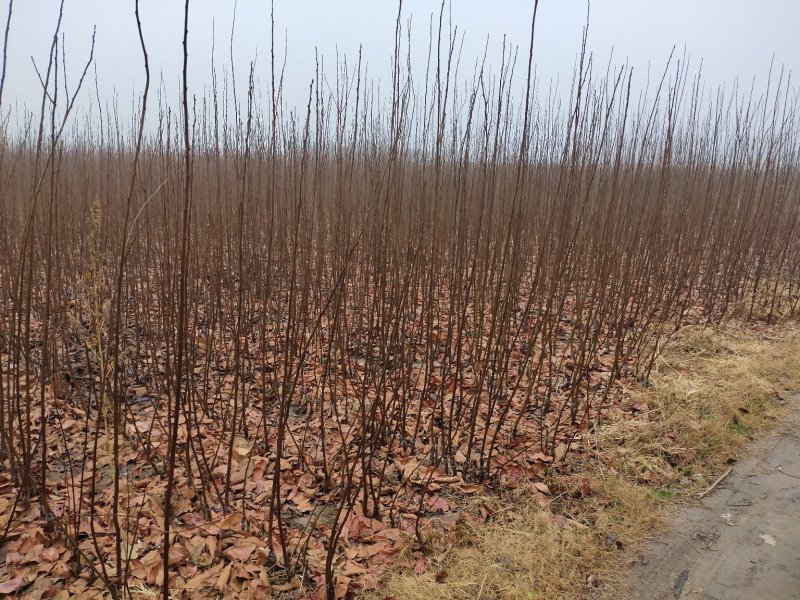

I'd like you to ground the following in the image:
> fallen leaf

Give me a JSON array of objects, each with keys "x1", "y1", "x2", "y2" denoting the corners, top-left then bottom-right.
[
  {"x1": 204, "y1": 535, "x2": 218, "y2": 560},
  {"x1": 335, "y1": 575, "x2": 350, "y2": 598},
  {"x1": 554, "y1": 444, "x2": 568, "y2": 463},
  {"x1": 426, "y1": 495, "x2": 449, "y2": 512},
  {"x1": 215, "y1": 563, "x2": 232, "y2": 591},
  {"x1": 224, "y1": 542, "x2": 256, "y2": 562},
  {"x1": 759, "y1": 533, "x2": 776, "y2": 546},
  {"x1": 413, "y1": 556, "x2": 430, "y2": 575},
  {"x1": 672, "y1": 569, "x2": 689, "y2": 597},
  {"x1": 531, "y1": 481, "x2": 550, "y2": 495},
  {"x1": 455, "y1": 482, "x2": 483, "y2": 494},
  {"x1": 218, "y1": 512, "x2": 243, "y2": 530},
  {"x1": 0, "y1": 578, "x2": 25, "y2": 595},
  {"x1": 40, "y1": 547, "x2": 60, "y2": 562}
]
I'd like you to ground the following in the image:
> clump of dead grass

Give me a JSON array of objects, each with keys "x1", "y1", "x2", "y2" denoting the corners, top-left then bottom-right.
[
  {"x1": 377, "y1": 322, "x2": 800, "y2": 600},
  {"x1": 377, "y1": 475, "x2": 659, "y2": 600},
  {"x1": 602, "y1": 322, "x2": 800, "y2": 485},
  {"x1": 379, "y1": 489, "x2": 638, "y2": 599}
]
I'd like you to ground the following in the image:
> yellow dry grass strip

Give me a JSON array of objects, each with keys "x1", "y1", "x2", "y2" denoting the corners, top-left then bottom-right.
[{"x1": 376, "y1": 322, "x2": 800, "y2": 600}]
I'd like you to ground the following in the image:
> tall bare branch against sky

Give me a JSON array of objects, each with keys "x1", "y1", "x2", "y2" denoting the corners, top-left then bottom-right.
[{"x1": 0, "y1": 0, "x2": 797, "y2": 119}]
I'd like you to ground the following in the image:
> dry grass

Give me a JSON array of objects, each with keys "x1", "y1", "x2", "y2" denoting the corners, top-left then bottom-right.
[
  {"x1": 604, "y1": 321, "x2": 800, "y2": 481},
  {"x1": 376, "y1": 321, "x2": 800, "y2": 600}
]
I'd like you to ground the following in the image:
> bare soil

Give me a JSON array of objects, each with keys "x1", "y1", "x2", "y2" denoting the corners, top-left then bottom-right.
[{"x1": 625, "y1": 395, "x2": 800, "y2": 599}]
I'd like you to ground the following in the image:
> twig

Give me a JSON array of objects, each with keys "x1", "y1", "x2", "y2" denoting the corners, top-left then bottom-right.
[
  {"x1": 697, "y1": 467, "x2": 732, "y2": 499},
  {"x1": 776, "y1": 465, "x2": 800, "y2": 480}
]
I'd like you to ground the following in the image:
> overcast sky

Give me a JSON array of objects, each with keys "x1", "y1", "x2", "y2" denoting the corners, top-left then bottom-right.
[{"x1": 1, "y1": 1, "x2": 798, "y2": 124}]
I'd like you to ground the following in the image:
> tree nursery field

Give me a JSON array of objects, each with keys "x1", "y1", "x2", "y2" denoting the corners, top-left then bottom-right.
[{"x1": 1, "y1": 2, "x2": 799, "y2": 599}]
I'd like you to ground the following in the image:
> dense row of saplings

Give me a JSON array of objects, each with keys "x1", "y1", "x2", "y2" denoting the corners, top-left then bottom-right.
[{"x1": 0, "y1": 1, "x2": 798, "y2": 598}]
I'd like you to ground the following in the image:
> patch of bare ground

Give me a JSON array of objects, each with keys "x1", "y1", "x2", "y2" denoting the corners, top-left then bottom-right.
[{"x1": 625, "y1": 397, "x2": 800, "y2": 599}]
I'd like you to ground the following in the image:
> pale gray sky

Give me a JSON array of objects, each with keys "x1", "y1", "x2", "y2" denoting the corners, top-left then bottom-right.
[{"x1": 1, "y1": 1, "x2": 798, "y2": 124}]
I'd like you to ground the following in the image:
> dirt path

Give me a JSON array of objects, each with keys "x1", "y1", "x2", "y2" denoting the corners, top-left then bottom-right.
[{"x1": 625, "y1": 396, "x2": 800, "y2": 600}]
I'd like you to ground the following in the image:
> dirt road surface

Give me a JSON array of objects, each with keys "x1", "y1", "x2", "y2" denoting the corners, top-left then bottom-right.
[{"x1": 625, "y1": 396, "x2": 800, "y2": 599}]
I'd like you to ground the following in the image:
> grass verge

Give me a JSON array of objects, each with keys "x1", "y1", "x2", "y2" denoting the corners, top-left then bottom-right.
[{"x1": 374, "y1": 321, "x2": 800, "y2": 600}]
